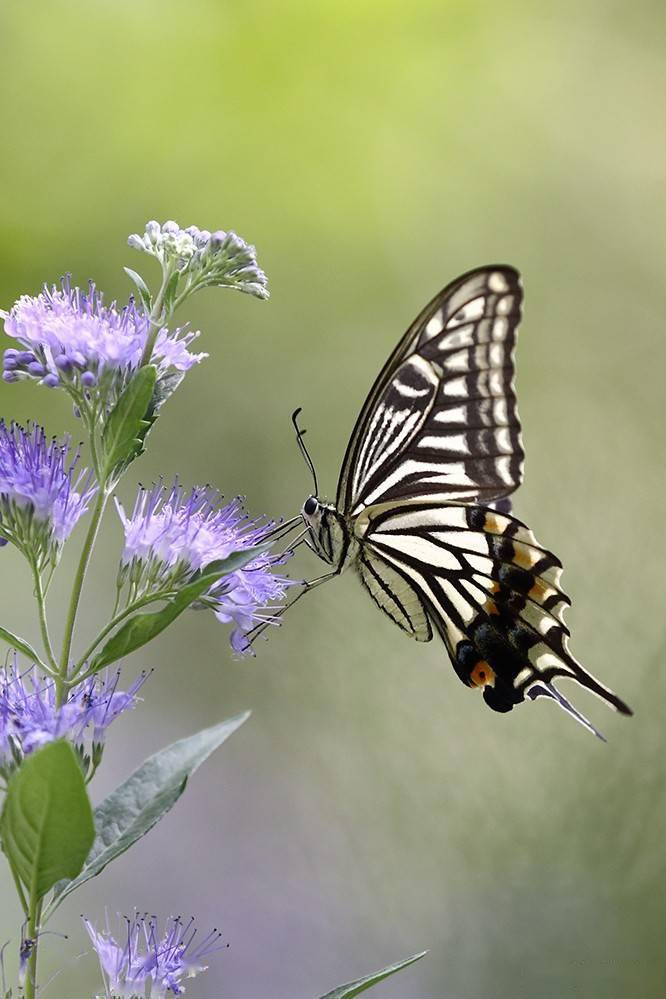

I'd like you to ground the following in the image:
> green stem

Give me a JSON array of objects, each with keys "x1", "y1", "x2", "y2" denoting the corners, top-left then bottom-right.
[
  {"x1": 57, "y1": 489, "x2": 108, "y2": 705},
  {"x1": 69, "y1": 590, "x2": 169, "y2": 680},
  {"x1": 111, "y1": 584, "x2": 122, "y2": 619},
  {"x1": 31, "y1": 564, "x2": 58, "y2": 674},
  {"x1": 24, "y1": 896, "x2": 42, "y2": 999},
  {"x1": 41, "y1": 562, "x2": 56, "y2": 597},
  {"x1": 171, "y1": 277, "x2": 201, "y2": 314},
  {"x1": 88, "y1": 423, "x2": 102, "y2": 484},
  {"x1": 139, "y1": 263, "x2": 175, "y2": 366}
]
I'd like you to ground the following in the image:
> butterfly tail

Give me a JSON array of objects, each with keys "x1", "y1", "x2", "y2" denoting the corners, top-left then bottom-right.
[{"x1": 527, "y1": 680, "x2": 608, "y2": 741}]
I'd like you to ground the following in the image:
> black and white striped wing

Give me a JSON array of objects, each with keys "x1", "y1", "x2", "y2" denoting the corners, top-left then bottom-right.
[
  {"x1": 357, "y1": 502, "x2": 632, "y2": 728},
  {"x1": 357, "y1": 546, "x2": 432, "y2": 642},
  {"x1": 337, "y1": 266, "x2": 524, "y2": 518}
]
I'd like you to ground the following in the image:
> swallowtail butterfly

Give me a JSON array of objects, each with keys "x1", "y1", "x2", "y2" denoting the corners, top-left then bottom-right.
[{"x1": 270, "y1": 266, "x2": 632, "y2": 738}]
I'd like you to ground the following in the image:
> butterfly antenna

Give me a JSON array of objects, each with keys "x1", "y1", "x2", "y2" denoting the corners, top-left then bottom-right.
[{"x1": 291, "y1": 407, "x2": 319, "y2": 496}]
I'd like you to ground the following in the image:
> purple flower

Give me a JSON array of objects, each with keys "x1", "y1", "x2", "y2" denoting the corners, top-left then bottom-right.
[
  {"x1": 210, "y1": 566, "x2": 292, "y2": 653},
  {"x1": 84, "y1": 912, "x2": 225, "y2": 998},
  {"x1": 0, "y1": 661, "x2": 145, "y2": 776},
  {"x1": 128, "y1": 220, "x2": 269, "y2": 300},
  {"x1": 1, "y1": 277, "x2": 206, "y2": 392},
  {"x1": 0, "y1": 421, "x2": 95, "y2": 568},
  {"x1": 115, "y1": 481, "x2": 293, "y2": 652}
]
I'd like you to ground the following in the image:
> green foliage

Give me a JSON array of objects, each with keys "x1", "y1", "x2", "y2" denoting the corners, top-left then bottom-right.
[
  {"x1": 145, "y1": 367, "x2": 185, "y2": 419},
  {"x1": 49, "y1": 713, "x2": 250, "y2": 913},
  {"x1": 161, "y1": 269, "x2": 182, "y2": 318},
  {"x1": 0, "y1": 626, "x2": 43, "y2": 666},
  {"x1": 101, "y1": 364, "x2": 157, "y2": 480},
  {"x1": 123, "y1": 267, "x2": 152, "y2": 312},
  {"x1": 0, "y1": 741, "x2": 94, "y2": 903},
  {"x1": 90, "y1": 550, "x2": 263, "y2": 670},
  {"x1": 318, "y1": 952, "x2": 427, "y2": 998}
]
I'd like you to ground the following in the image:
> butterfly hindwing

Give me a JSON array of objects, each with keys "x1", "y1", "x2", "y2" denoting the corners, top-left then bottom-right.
[
  {"x1": 337, "y1": 266, "x2": 524, "y2": 517},
  {"x1": 357, "y1": 501, "x2": 631, "y2": 716},
  {"x1": 356, "y1": 546, "x2": 432, "y2": 642}
]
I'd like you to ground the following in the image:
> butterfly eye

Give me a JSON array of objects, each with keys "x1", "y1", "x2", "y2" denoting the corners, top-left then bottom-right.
[{"x1": 303, "y1": 496, "x2": 318, "y2": 516}]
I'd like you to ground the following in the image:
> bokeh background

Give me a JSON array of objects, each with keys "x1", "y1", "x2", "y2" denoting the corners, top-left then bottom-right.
[{"x1": 0, "y1": 2, "x2": 664, "y2": 997}]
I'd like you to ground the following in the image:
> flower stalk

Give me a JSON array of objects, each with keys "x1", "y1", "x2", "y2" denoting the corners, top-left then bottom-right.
[
  {"x1": 30, "y1": 563, "x2": 58, "y2": 677},
  {"x1": 24, "y1": 898, "x2": 42, "y2": 999},
  {"x1": 138, "y1": 259, "x2": 176, "y2": 368},
  {"x1": 70, "y1": 590, "x2": 169, "y2": 682},
  {"x1": 56, "y1": 489, "x2": 109, "y2": 705}
]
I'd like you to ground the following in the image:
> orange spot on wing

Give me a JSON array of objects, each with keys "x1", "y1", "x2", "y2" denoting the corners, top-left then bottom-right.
[
  {"x1": 529, "y1": 578, "x2": 547, "y2": 601},
  {"x1": 470, "y1": 660, "x2": 496, "y2": 687},
  {"x1": 484, "y1": 599, "x2": 500, "y2": 616},
  {"x1": 513, "y1": 544, "x2": 537, "y2": 570}
]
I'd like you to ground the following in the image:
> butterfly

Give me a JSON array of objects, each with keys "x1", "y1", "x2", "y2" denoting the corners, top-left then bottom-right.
[{"x1": 262, "y1": 265, "x2": 632, "y2": 739}]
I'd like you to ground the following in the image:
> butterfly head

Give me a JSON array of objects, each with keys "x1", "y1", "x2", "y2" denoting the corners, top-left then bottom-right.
[
  {"x1": 300, "y1": 495, "x2": 345, "y2": 565},
  {"x1": 302, "y1": 495, "x2": 319, "y2": 518}
]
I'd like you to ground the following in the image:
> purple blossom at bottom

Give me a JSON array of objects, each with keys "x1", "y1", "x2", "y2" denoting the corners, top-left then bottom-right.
[
  {"x1": 0, "y1": 422, "x2": 95, "y2": 564},
  {"x1": 84, "y1": 913, "x2": 226, "y2": 998},
  {"x1": 0, "y1": 661, "x2": 146, "y2": 773},
  {"x1": 115, "y1": 482, "x2": 294, "y2": 653}
]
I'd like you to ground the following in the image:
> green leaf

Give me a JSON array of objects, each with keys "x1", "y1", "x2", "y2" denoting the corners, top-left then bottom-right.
[
  {"x1": 48, "y1": 712, "x2": 250, "y2": 913},
  {"x1": 161, "y1": 269, "x2": 181, "y2": 315},
  {"x1": 124, "y1": 267, "x2": 153, "y2": 311},
  {"x1": 0, "y1": 741, "x2": 94, "y2": 903},
  {"x1": 90, "y1": 548, "x2": 262, "y2": 671},
  {"x1": 149, "y1": 368, "x2": 185, "y2": 415},
  {"x1": 0, "y1": 625, "x2": 44, "y2": 665},
  {"x1": 317, "y1": 952, "x2": 427, "y2": 999},
  {"x1": 101, "y1": 365, "x2": 157, "y2": 478}
]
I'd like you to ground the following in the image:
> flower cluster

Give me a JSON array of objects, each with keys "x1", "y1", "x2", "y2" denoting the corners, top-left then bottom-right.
[
  {"x1": 115, "y1": 482, "x2": 293, "y2": 652},
  {"x1": 1, "y1": 277, "x2": 205, "y2": 401},
  {"x1": 0, "y1": 220, "x2": 286, "y2": 997},
  {"x1": 128, "y1": 220, "x2": 269, "y2": 300},
  {"x1": 84, "y1": 913, "x2": 225, "y2": 998},
  {"x1": 0, "y1": 421, "x2": 95, "y2": 569},
  {"x1": 0, "y1": 661, "x2": 145, "y2": 779}
]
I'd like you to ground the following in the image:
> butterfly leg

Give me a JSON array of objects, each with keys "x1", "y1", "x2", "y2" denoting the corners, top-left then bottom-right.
[
  {"x1": 301, "y1": 569, "x2": 342, "y2": 590},
  {"x1": 242, "y1": 568, "x2": 341, "y2": 650},
  {"x1": 261, "y1": 516, "x2": 308, "y2": 546}
]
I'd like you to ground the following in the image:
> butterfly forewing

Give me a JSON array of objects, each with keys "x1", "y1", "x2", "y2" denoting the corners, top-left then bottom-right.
[{"x1": 337, "y1": 266, "x2": 524, "y2": 517}]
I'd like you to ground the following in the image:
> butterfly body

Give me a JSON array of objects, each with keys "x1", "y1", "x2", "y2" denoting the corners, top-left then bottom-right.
[{"x1": 295, "y1": 265, "x2": 631, "y2": 736}]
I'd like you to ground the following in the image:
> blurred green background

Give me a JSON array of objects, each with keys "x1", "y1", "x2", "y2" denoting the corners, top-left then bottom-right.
[{"x1": 0, "y1": 2, "x2": 664, "y2": 996}]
